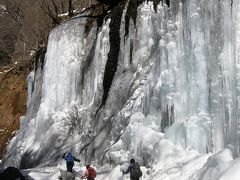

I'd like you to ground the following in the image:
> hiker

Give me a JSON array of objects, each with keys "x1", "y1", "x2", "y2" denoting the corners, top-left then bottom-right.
[
  {"x1": 0, "y1": 167, "x2": 25, "y2": 180},
  {"x1": 122, "y1": 159, "x2": 142, "y2": 180},
  {"x1": 62, "y1": 152, "x2": 80, "y2": 173},
  {"x1": 82, "y1": 165, "x2": 97, "y2": 180}
]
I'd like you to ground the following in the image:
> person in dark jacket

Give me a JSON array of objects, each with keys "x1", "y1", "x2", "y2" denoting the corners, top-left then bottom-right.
[
  {"x1": 62, "y1": 152, "x2": 80, "y2": 173},
  {"x1": 122, "y1": 159, "x2": 142, "y2": 180},
  {"x1": 0, "y1": 167, "x2": 25, "y2": 180}
]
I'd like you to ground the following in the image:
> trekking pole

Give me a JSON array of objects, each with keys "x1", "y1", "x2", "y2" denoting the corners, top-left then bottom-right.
[
  {"x1": 59, "y1": 160, "x2": 63, "y2": 168},
  {"x1": 79, "y1": 161, "x2": 83, "y2": 177}
]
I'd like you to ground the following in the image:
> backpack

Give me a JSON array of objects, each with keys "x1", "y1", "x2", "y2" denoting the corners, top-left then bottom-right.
[
  {"x1": 88, "y1": 167, "x2": 97, "y2": 179},
  {"x1": 131, "y1": 162, "x2": 142, "y2": 178},
  {"x1": 65, "y1": 152, "x2": 74, "y2": 163}
]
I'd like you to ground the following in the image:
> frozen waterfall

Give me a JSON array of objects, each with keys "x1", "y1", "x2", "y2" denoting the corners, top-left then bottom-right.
[{"x1": 3, "y1": 0, "x2": 240, "y2": 179}]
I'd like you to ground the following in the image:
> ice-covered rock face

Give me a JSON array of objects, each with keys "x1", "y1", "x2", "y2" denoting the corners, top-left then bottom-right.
[{"x1": 3, "y1": 0, "x2": 240, "y2": 172}]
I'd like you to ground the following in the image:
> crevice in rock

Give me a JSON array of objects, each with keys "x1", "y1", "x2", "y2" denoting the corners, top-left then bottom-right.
[
  {"x1": 34, "y1": 46, "x2": 47, "y2": 71},
  {"x1": 161, "y1": 104, "x2": 174, "y2": 132},
  {"x1": 84, "y1": 1, "x2": 124, "y2": 35},
  {"x1": 97, "y1": 1, "x2": 126, "y2": 110},
  {"x1": 130, "y1": 40, "x2": 133, "y2": 64},
  {"x1": 165, "y1": 0, "x2": 170, "y2": 7},
  {"x1": 125, "y1": 0, "x2": 144, "y2": 37}
]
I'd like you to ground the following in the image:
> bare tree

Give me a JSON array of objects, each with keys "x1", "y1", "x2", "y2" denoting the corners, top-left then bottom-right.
[
  {"x1": 40, "y1": 0, "x2": 61, "y2": 25},
  {"x1": 0, "y1": 1, "x2": 21, "y2": 64},
  {"x1": 68, "y1": 0, "x2": 73, "y2": 17},
  {"x1": 39, "y1": 0, "x2": 77, "y2": 25},
  {"x1": 0, "y1": 0, "x2": 24, "y2": 25},
  {"x1": 0, "y1": 0, "x2": 95, "y2": 66}
]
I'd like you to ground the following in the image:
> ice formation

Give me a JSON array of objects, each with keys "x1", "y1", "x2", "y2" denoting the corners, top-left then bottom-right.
[{"x1": 3, "y1": 0, "x2": 240, "y2": 179}]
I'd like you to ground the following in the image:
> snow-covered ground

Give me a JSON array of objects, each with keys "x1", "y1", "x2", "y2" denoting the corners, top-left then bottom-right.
[{"x1": 24, "y1": 146, "x2": 240, "y2": 180}]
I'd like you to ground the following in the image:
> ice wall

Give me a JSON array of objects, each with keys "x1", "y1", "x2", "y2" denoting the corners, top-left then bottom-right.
[
  {"x1": 3, "y1": 16, "x2": 111, "y2": 168},
  {"x1": 3, "y1": 0, "x2": 240, "y2": 171}
]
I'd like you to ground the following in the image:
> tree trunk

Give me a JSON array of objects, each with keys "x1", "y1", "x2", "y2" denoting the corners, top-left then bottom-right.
[{"x1": 68, "y1": 0, "x2": 73, "y2": 17}]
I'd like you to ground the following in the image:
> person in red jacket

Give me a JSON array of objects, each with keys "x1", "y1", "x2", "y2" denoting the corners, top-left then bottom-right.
[{"x1": 82, "y1": 165, "x2": 97, "y2": 180}]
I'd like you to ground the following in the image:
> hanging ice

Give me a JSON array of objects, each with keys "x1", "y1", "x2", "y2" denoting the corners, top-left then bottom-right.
[{"x1": 3, "y1": 0, "x2": 240, "y2": 179}]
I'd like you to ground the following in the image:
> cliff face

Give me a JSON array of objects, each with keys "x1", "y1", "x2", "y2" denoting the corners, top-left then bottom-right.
[
  {"x1": 0, "y1": 0, "x2": 95, "y2": 158},
  {"x1": 0, "y1": 60, "x2": 32, "y2": 158},
  {"x1": 2, "y1": 0, "x2": 239, "y2": 171}
]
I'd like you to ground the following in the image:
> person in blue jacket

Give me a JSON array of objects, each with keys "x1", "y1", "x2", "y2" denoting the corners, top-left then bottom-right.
[{"x1": 62, "y1": 152, "x2": 80, "y2": 173}]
